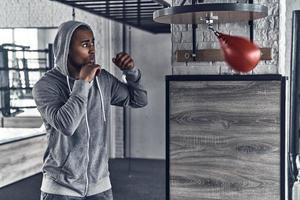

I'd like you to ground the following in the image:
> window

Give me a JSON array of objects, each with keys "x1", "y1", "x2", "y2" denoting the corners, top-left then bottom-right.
[{"x1": 0, "y1": 28, "x2": 55, "y2": 119}]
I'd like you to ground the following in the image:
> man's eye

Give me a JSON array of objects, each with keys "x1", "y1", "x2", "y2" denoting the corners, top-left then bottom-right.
[
  {"x1": 91, "y1": 42, "x2": 94, "y2": 46},
  {"x1": 82, "y1": 43, "x2": 88, "y2": 47}
]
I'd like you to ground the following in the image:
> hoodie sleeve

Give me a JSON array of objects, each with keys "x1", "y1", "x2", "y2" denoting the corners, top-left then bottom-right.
[
  {"x1": 32, "y1": 79, "x2": 92, "y2": 136},
  {"x1": 109, "y1": 68, "x2": 148, "y2": 108}
]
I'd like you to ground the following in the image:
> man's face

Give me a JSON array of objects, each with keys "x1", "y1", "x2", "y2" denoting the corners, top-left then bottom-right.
[{"x1": 68, "y1": 28, "x2": 95, "y2": 69}]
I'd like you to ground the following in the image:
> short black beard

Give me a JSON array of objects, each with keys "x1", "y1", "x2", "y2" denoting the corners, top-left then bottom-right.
[{"x1": 68, "y1": 56, "x2": 84, "y2": 71}]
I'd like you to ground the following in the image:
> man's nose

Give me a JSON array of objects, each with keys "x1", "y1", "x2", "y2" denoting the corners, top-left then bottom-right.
[{"x1": 89, "y1": 44, "x2": 95, "y2": 54}]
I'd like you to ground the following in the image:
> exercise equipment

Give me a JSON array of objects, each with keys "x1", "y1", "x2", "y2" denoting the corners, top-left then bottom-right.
[
  {"x1": 213, "y1": 31, "x2": 261, "y2": 73},
  {"x1": 153, "y1": 1, "x2": 268, "y2": 72}
]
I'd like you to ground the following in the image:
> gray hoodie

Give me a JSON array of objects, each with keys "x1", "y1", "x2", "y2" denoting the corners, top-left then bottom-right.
[{"x1": 32, "y1": 21, "x2": 147, "y2": 197}]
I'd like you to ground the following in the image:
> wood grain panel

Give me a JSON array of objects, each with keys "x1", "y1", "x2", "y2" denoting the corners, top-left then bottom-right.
[
  {"x1": 2, "y1": 116, "x2": 43, "y2": 128},
  {"x1": 0, "y1": 135, "x2": 47, "y2": 188},
  {"x1": 169, "y1": 80, "x2": 282, "y2": 200},
  {"x1": 176, "y1": 48, "x2": 272, "y2": 62}
]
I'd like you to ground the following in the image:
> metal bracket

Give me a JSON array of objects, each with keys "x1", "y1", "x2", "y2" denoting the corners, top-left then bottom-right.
[{"x1": 181, "y1": 0, "x2": 204, "y2": 6}]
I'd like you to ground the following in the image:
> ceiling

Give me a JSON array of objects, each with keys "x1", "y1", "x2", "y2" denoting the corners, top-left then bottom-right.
[{"x1": 51, "y1": 0, "x2": 171, "y2": 34}]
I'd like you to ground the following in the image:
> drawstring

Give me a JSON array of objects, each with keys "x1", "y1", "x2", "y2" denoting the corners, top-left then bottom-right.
[
  {"x1": 66, "y1": 76, "x2": 71, "y2": 94},
  {"x1": 66, "y1": 76, "x2": 106, "y2": 122},
  {"x1": 96, "y1": 78, "x2": 106, "y2": 122}
]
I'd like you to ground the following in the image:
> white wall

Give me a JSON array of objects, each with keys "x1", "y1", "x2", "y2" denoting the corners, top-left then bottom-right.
[{"x1": 128, "y1": 26, "x2": 172, "y2": 159}]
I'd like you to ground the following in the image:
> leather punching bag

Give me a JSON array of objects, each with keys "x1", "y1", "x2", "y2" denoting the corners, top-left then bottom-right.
[{"x1": 217, "y1": 32, "x2": 261, "y2": 73}]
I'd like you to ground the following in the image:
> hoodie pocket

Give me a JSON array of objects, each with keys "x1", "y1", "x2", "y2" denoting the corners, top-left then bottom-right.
[
  {"x1": 43, "y1": 151, "x2": 70, "y2": 181},
  {"x1": 58, "y1": 150, "x2": 84, "y2": 181}
]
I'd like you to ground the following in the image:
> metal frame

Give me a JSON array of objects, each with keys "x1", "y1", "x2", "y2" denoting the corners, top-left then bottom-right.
[
  {"x1": 51, "y1": 0, "x2": 171, "y2": 34},
  {"x1": 0, "y1": 45, "x2": 52, "y2": 117},
  {"x1": 289, "y1": 10, "x2": 300, "y2": 200},
  {"x1": 154, "y1": 3, "x2": 268, "y2": 24},
  {"x1": 166, "y1": 74, "x2": 286, "y2": 200}
]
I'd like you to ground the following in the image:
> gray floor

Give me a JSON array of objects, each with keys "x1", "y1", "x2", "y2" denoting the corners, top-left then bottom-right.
[
  {"x1": 110, "y1": 159, "x2": 165, "y2": 200},
  {"x1": 0, "y1": 158, "x2": 165, "y2": 200}
]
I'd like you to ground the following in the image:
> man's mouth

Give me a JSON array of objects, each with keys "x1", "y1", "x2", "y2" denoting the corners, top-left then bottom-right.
[{"x1": 89, "y1": 56, "x2": 95, "y2": 64}]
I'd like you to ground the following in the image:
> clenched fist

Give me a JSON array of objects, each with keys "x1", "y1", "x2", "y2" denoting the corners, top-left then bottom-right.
[
  {"x1": 112, "y1": 52, "x2": 134, "y2": 70},
  {"x1": 79, "y1": 63, "x2": 101, "y2": 82}
]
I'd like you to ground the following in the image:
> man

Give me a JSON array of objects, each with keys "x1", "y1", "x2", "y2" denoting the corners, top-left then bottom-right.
[{"x1": 33, "y1": 20, "x2": 147, "y2": 200}]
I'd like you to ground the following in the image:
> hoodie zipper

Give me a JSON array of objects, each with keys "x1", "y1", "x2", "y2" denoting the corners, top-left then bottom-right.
[
  {"x1": 84, "y1": 113, "x2": 90, "y2": 196},
  {"x1": 66, "y1": 76, "x2": 91, "y2": 196}
]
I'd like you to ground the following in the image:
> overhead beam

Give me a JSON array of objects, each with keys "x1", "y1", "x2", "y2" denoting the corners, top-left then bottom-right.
[
  {"x1": 75, "y1": 1, "x2": 156, "y2": 5},
  {"x1": 94, "y1": 7, "x2": 161, "y2": 11},
  {"x1": 51, "y1": 0, "x2": 171, "y2": 34},
  {"x1": 87, "y1": 5, "x2": 163, "y2": 9}
]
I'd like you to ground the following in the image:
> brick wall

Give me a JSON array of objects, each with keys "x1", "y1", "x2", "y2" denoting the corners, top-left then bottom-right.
[{"x1": 171, "y1": 0, "x2": 279, "y2": 75}]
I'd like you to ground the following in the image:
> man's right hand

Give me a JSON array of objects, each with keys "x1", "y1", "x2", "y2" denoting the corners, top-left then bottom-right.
[{"x1": 79, "y1": 63, "x2": 101, "y2": 82}]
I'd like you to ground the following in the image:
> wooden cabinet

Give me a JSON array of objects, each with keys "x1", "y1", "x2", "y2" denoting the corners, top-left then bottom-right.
[{"x1": 166, "y1": 75, "x2": 285, "y2": 200}]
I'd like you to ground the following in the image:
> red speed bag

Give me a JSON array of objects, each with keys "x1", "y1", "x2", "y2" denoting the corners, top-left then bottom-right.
[{"x1": 217, "y1": 33, "x2": 261, "y2": 73}]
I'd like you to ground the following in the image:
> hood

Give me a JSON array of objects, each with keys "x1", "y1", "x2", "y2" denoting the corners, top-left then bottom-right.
[
  {"x1": 53, "y1": 20, "x2": 91, "y2": 76},
  {"x1": 52, "y1": 20, "x2": 106, "y2": 122}
]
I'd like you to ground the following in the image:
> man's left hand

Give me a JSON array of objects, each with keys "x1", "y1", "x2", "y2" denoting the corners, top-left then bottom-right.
[{"x1": 112, "y1": 52, "x2": 135, "y2": 70}]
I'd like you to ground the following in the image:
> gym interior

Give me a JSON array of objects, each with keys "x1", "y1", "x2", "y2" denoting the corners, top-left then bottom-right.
[{"x1": 0, "y1": 0, "x2": 300, "y2": 200}]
